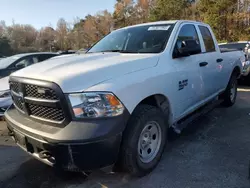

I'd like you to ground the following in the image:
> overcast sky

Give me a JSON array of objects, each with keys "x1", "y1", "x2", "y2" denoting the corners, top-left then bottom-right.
[{"x1": 1, "y1": 0, "x2": 115, "y2": 29}]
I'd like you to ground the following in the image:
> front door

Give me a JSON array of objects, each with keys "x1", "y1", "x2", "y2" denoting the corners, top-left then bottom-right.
[{"x1": 171, "y1": 24, "x2": 205, "y2": 118}]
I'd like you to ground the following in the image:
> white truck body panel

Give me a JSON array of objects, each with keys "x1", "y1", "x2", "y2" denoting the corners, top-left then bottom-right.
[{"x1": 11, "y1": 20, "x2": 243, "y2": 125}]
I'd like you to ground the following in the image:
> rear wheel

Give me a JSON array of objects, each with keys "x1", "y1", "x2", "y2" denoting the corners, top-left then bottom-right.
[
  {"x1": 120, "y1": 105, "x2": 167, "y2": 177},
  {"x1": 221, "y1": 74, "x2": 237, "y2": 107}
]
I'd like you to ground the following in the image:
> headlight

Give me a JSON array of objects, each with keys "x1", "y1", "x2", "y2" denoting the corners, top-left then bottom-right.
[
  {"x1": 0, "y1": 90, "x2": 10, "y2": 98},
  {"x1": 243, "y1": 61, "x2": 250, "y2": 71},
  {"x1": 68, "y1": 92, "x2": 125, "y2": 118}
]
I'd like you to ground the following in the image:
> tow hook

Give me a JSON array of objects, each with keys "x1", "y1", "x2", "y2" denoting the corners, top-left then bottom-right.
[
  {"x1": 39, "y1": 151, "x2": 52, "y2": 159},
  {"x1": 8, "y1": 132, "x2": 14, "y2": 136},
  {"x1": 8, "y1": 128, "x2": 14, "y2": 136},
  {"x1": 39, "y1": 151, "x2": 55, "y2": 164}
]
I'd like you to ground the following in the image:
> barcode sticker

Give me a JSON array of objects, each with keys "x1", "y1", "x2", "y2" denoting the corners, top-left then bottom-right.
[{"x1": 148, "y1": 26, "x2": 170, "y2": 31}]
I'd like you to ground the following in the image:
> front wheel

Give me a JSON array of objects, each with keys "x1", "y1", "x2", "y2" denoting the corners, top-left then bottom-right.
[
  {"x1": 120, "y1": 105, "x2": 167, "y2": 177},
  {"x1": 221, "y1": 74, "x2": 238, "y2": 107}
]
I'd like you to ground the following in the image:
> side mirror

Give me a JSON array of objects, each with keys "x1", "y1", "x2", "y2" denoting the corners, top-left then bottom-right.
[{"x1": 174, "y1": 39, "x2": 201, "y2": 58}]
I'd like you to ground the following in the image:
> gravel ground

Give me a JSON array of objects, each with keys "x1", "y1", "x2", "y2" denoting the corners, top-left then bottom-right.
[{"x1": 0, "y1": 88, "x2": 250, "y2": 188}]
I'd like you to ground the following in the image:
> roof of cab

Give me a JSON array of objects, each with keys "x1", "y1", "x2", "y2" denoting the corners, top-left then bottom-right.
[{"x1": 115, "y1": 20, "x2": 204, "y2": 31}]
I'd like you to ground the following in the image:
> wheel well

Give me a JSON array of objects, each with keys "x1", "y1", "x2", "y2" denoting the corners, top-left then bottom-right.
[
  {"x1": 138, "y1": 94, "x2": 171, "y2": 120},
  {"x1": 233, "y1": 66, "x2": 241, "y2": 78}
]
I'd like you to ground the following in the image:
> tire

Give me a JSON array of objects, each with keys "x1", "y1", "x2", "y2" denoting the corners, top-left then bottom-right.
[
  {"x1": 120, "y1": 104, "x2": 167, "y2": 177},
  {"x1": 221, "y1": 73, "x2": 238, "y2": 107}
]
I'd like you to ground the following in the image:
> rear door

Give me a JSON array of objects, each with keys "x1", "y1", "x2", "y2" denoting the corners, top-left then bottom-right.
[{"x1": 197, "y1": 25, "x2": 222, "y2": 99}]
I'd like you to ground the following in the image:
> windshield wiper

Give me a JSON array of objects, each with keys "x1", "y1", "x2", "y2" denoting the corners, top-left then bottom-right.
[
  {"x1": 87, "y1": 50, "x2": 138, "y2": 53},
  {"x1": 99, "y1": 50, "x2": 136, "y2": 53},
  {"x1": 100, "y1": 50, "x2": 123, "y2": 53}
]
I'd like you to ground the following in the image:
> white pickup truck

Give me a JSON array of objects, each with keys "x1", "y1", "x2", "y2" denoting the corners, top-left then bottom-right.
[{"x1": 5, "y1": 20, "x2": 243, "y2": 177}]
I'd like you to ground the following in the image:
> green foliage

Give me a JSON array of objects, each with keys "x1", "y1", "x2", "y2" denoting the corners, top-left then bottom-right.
[
  {"x1": 198, "y1": 0, "x2": 238, "y2": 41},
  {"x1": 150, "y1": 0, "x2": 189, "y2": 21},
  {"x1": 0, "y1": 36, "x2": 12, "y2": 56}
]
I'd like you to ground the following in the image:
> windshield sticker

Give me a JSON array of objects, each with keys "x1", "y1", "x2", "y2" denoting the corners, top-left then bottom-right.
[{"x1": 148, "y1": 26, "x2": 170, "y2": 31}]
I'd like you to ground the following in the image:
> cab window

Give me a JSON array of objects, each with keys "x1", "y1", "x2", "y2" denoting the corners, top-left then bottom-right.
[
  {"x1": 177, "y1": 24, "x2": 200, "y2": 43},
  {"x1": 198, "y1": 26, "x2": 216, "y2": 52},
  {"x1": 173, "y1": 24, "x2": 201, "y2": 57}
]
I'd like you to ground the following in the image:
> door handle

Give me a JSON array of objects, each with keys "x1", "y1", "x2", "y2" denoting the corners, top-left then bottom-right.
[
  {"x1": 216, "y1": 58, "x2": 223, "y2": 63},
  {"x1": 199, "y1": 62, "x2": 208, "y2": 67}
]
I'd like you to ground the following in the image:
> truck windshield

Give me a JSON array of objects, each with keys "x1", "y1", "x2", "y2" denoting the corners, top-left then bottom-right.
[{"x1": 88, "y1": 24, "x2": 174, "y2": 54}]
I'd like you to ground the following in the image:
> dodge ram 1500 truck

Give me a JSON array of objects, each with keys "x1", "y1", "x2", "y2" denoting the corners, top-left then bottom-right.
[{"x1": 5, "y1": 20, "x2": 244, "y2": 177}]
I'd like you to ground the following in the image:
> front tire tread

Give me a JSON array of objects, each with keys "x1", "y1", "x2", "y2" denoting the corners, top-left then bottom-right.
[{"x1": 121, "y1": 104, "x2": 167, "y2": 177}]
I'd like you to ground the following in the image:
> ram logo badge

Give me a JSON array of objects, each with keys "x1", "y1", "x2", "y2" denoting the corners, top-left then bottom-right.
[
  {"x1": 37, "y1": 88, "x2": 47, "y2": 94},
  {"x1": 179, "y1": 79, "x2": 188, "y2": 90},
  {"x1": 37, "y1": 88, "x2": 51, "y2": 96},
  {"x1": 18, "y1": 92, "x2": 24, "y2": 103}
]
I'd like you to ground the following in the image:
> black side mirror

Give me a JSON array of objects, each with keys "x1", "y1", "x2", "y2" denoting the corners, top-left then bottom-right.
[{"x1": 174, "y1": 39, "x2": 201, "y2": 58}]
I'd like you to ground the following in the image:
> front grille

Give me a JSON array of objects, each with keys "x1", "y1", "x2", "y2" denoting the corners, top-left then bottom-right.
[
  {"x1": 25, "y1": 84, "x2": 58, "y2": 100},
  {"x1": 12, "y1": 95, "x2": 24, "y2": 111},
  {"x1": 10, "y1": 80, "x2": 66, "y2": 124},
  {"x1": 28, "y1": 104, "x2": 64, "y2": 122},
  {"x1": 10, "y1": 81, "x2": 20, "y2": 93}
]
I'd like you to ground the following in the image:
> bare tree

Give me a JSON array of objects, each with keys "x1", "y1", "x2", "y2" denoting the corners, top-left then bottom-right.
[
  {"x1": 56, "y1": 18, "x2": 70, "y2": 50},
  {"x1": 113, "y1": 0, "x2": 135, "y2": 28},
  {"x1": 7, "y1": 24, "x2": 37, "y2": 53},
  {"x1": 36, "y1": 26, "x2": 56, "y2": 51}
]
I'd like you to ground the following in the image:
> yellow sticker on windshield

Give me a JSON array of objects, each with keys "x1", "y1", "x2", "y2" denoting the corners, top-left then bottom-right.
[{"x1": 148, "y1": 26, "x2": 170, "y2": 31}]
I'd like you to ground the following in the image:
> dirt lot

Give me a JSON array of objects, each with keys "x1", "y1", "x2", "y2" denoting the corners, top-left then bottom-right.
[{"x1": 1, "y1": 88, "x2": 250, "y2": 188}]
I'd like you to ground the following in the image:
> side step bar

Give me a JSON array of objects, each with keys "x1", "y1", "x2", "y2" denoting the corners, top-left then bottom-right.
[{"x1": 173, "y1": 99, "x2": 222, "y2": 134}]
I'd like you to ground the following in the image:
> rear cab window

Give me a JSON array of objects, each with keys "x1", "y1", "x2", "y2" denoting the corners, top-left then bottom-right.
[{"x1": 198, "y1": 26, "x2": 216, "y2": 52}]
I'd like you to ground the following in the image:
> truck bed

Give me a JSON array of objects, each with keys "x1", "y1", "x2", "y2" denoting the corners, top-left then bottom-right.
[{"x1": 220, "y1": 47, "x2": 241, "y2": 53}]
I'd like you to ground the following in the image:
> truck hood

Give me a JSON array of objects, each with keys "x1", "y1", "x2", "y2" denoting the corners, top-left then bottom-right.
[{"x1": 12, "y1": 53, "x2": 159, "y2": 92}]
